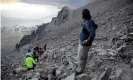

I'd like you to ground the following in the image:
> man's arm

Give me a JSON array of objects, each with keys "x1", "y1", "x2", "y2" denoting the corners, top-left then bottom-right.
[
  {"x1": 84, "y1": 21, "x2": 95, "y2": 44},
  {"x1": 32, "y1": 57, "x2": 36, "y2": 65}
]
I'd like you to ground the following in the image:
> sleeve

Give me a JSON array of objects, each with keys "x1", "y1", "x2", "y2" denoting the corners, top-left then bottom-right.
[
  {"x1": 32, "y1": 57, "x2": 36, "y2": 64},
  {"x1": 84, "y1": 21, "x2": 95, "y2": 42}
]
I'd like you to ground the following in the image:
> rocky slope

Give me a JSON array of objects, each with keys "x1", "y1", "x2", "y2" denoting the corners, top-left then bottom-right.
[
  {"x1": 1, "y1": 26, "x2": 36, "y2": 80},
  {"x1": 2, "y1": 0, "x2": 133, "y2": 80},
  {"x1": 1, "y1": 26, "x2": 37, "y2": 55}
]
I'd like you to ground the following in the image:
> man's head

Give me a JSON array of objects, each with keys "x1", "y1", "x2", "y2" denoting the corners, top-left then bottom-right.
[
  {"x1": 28, "y1": 49, "x2": 31, "y2": 53},
  {"x1": 34, "y1": 47, "x2": 37, "y2": 51},
  {"x1": 82, "y1": 9, "x2": 91, "y2": 20}
]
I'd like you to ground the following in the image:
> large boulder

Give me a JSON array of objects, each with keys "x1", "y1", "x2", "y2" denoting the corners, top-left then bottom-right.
[
  {"x1": 109, "y1": 69, "x2": 123, "y2": 80},
  {"x1": 56, "y1": 61, "x2": 69, "y2": 79},
  {"x1": 51, "y1": 6, "x2": 72, "y2": 25},
  {"x1": 120, "y1": 69, "x2": 133, "y2": 80},
  {"x1": 98, "y1": 68, "x2": 112, "y2": 80},
  {"x1": 13, "y1": 67, "x2": 27, "y2": 74},
  {"x1": 91, "y1": 68, "x2": 112, "y2": 80},
  {"x1": 110, "y1": 69, "x2": 133, "y2": 80}
]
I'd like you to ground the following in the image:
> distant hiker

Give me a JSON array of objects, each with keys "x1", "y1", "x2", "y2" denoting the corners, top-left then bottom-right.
[
  {"x1": 25, "y1": 54, "x2": 36, "y2": 70},
  {"x1": 76, "y1": 9, "x2": 97, "y2": 75}
]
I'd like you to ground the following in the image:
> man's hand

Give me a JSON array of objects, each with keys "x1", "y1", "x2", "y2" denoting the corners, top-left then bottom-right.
[
  {"x1": 82, "y1": 40, "x2": 88, "y2": 44},
  {"x1": 82, "y1": 40, "x2": 92, "y2": 46}
]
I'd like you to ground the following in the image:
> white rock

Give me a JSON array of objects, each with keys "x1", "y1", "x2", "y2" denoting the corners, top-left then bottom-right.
[
  {"x1": 29, "y1": 78, "x2": 39, "y2": 80},
  {"x1": 129, "y1": 33, "x2": 133, "y2": 36},
  {"x1": 35, "y1": 72, "x2": 41, "y2": 79},
  {"x1": 15, "y1": 67, "x2": 27, "y2": 73},
  {"x1": 119, "y1": 35, "x2": 127, "y2": 40},
  {"x1": 64, "y1": 73, "x2": 75, "y2": 80},
  {"x1": 108, "y1": 50, "x2": 117, "y2": 56}
]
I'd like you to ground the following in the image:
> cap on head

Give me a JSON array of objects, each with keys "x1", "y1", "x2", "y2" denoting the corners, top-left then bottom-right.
[
  {"x1": 82, "y1": 9, "x2": 91, "y2": 20},
  {"x1": 26, "y1": 54, "x2": 31, "y2": 58},
  {"x1": 28, "y1": 49, "x2": 31, "y2": 52}
]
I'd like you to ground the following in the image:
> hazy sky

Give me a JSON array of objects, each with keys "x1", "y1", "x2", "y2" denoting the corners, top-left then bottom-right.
[
  {"x1": 21, "y1": 0, "x2": 94, "y2": 8},
  {"x1": 1, "y1": 0, "x2": 94, "y2": 27},
  {"x1": 1, "y1": 2, "x2": 60, "y2": 21},
  {"x1": 1, "y1": 2, "x2": 60, "y2": 27}
]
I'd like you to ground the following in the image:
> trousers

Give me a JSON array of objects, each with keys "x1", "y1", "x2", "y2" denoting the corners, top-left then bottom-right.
[{"x1": 77, "y1": 44, "x2": 91, "y2": 73}]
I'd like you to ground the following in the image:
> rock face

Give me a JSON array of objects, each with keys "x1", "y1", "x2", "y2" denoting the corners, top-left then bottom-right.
[
  {"x1": 1, "y1": 26, "x2": 37, "y2": 55},
  {"x1": 110, "y1": 69, "x2": 133, "y2": 80},
  {"x1": 2, "y1": 0, "x2": 133, "y2": 80},
  {"x1": 120, "y1": 69, "x2": 133, "y2": 80},
  {"x1": 99, "y1": 68, "x2": 112, "y2": 80},
  {"x1": 51, "y1": 6, "x2": 72, "y2": 25}
]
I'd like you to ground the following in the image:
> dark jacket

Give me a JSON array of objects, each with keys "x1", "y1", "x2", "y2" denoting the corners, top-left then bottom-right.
[{"x1": 80, "y1": 19, "x2": 96, "y2": 46}]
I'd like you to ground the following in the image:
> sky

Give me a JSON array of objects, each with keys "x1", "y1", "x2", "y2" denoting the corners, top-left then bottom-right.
[
  {"x1": 1, "y1": 1, "x2": 60, "y2": 27},
  {"x1": 0, "y1": 0, "x2": 94, "y2": 27},
  {"x1": 21, "y1": 0, "x2": 94, "y2": 8}
]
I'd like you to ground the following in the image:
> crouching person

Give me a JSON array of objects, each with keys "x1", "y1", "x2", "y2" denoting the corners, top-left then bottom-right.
[
  {"x1": 25, "y1": 54, "x2": 36, "y2": 70},
  {"x1": 13, "y1": 54, "x2": 36, "y2": 74}
]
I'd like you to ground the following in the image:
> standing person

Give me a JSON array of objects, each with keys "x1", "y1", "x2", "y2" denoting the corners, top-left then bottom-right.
[
  {"x1": 25, "y1": 54, "x2": 36, "y2": 70},
  {"x1": 76, "y1": 9, "x2": 97, "y2": 75}
]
